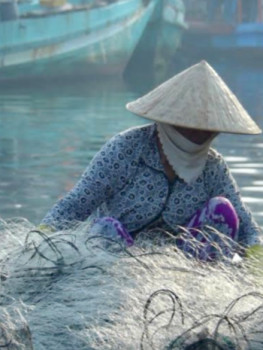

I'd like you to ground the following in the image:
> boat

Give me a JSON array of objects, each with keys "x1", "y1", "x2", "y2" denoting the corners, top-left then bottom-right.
[
  {"x1": 181, "y1": 0, "x2": 263, "y2": 60},
  {"x1": 0, "y1": 0, "x2": 158, "y2": 82}
]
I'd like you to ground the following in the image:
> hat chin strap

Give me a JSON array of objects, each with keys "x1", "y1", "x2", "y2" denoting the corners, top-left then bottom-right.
[{"x1": 157, "y1": 123, "x2": 217, "y2": 183}]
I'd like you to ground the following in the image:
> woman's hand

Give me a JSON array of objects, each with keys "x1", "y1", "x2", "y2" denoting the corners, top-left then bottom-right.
[
  {"x1": 245, "y1": 244, "x2": 263, "y2": 277},
  {"x1": 245, "y1": 244, "x2": 263, "y2": 260},
  {"x1": 35, "y1": 224, "x2": 56, "y2": 234}
]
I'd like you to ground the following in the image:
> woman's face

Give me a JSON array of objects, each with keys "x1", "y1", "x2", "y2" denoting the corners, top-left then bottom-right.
[{"x1": 174, "y1": 126, "x2": 218, "y2": 145}]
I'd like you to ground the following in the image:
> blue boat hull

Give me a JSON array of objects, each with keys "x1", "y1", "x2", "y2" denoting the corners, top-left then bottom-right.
[
  {"x1": 182, "y1": 21, "x2": 263, "y2": 59},
  {"x1": 0, "y1": 0, "x2": 157, "y2": 82},
  {"x1": 214, "y1": 23, "x2": 263, "y2": 51}
]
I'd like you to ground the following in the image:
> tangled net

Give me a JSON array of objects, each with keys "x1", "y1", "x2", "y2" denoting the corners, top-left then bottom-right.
[{"x1": 0, "y1": 218, "x2": 262, "y2": 349}]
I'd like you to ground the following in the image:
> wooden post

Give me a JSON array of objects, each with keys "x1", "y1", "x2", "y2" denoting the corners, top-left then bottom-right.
[
  {"x1": 237, "y1": 0, "x2": 243, "y2": 23},
  {"x1": 258, "y1": 0, "x2": 263, "y2": 22}
]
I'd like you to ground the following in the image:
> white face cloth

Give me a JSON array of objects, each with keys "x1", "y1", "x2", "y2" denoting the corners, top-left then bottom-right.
[{"x1": 157, "y1": 123, "x2": 218, "y2": 183}]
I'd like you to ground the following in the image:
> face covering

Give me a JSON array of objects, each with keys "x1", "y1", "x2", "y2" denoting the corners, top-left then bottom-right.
[{"x1": 157, "y1": 123, "x2": 218, "y2": 183}]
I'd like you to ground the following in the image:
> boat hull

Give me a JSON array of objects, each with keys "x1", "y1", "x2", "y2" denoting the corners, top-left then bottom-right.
[
  {"x1": 0, "y1": 0, "x2": 157, "y2": 82},
  {"x1": 182, "y1": 21, "x2": 263, "y2": 60}
]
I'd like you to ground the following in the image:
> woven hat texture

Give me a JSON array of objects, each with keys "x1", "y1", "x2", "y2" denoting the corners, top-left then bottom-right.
[{"x1": 126, "y1": 61, "x2": 261, "y2": 134}]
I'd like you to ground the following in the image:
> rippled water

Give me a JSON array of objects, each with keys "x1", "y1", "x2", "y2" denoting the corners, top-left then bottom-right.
[
  {"x1": 0, "y1": 60, "x2": 263, "y2": 229},
  {"x1": 0, "y1": 80, "x2": 143, "y2": 223}
]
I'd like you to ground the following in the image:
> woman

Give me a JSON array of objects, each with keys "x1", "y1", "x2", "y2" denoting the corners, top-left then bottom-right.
[{"x1": 40, "y1": 61, "x2": 262, "y2": 260}]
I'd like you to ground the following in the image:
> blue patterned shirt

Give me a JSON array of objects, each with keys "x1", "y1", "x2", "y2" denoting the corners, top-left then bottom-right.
[{"x1": 42, "y1": 123, "x2": 260, "y2": 246}]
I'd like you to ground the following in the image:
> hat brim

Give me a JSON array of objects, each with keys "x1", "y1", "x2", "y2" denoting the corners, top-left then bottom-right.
[{"x1": 126, "y1": 61, "x2": 262, "y2": 135}]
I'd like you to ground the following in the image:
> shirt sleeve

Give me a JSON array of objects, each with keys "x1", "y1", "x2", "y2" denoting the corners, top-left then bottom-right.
[
  {"x1": 41, "y1": 132, "x2": 137, "y2": 230},
  {"x1": 212, "y1": 155, "x2": 261, "y2": 246}
]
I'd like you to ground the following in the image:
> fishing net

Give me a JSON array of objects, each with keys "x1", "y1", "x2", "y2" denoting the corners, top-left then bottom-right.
[{"x1": 0, "y1": 218, "x2": 262, "y2": 350}]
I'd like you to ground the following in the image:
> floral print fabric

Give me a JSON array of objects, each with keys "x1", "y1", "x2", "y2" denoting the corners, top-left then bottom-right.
[
  {"x1": 41, "y1": 123, "x2": 260, "y2": 247},
  {"x1": 178, "y1": 196, "x2": 240, "y2": 260}
]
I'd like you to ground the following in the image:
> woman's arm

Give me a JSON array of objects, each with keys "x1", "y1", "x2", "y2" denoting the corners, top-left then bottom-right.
[
  {"x1": 212, "y1": 155, "x2": 261, "y2": 247},
  {"x1": 41, "y1": 132, "x2": 136, "y2": 231}
]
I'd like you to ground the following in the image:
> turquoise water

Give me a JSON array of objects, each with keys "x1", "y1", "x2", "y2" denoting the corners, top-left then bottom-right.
[
  {"x1": 0, "y1": 61, "x2": 263, "y2": 228},
  {"x1": 0, "y1": 80, "x2": 144, "y2": 223}
]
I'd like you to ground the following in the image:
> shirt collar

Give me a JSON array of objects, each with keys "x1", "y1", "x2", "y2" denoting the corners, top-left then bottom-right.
[{"x1": 140, "y1": 123, "x2": 165, "y2": 172}]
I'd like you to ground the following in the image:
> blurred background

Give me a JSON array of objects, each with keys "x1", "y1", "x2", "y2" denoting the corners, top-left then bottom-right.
[{"x1": 0, "y1": 0, "x2": 263, "y2": 228}]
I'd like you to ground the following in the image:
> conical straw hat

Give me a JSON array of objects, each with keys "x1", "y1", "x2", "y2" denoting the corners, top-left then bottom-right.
[{"x1": 126, "y1": 61, "x2": 261, "y2": 134}]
